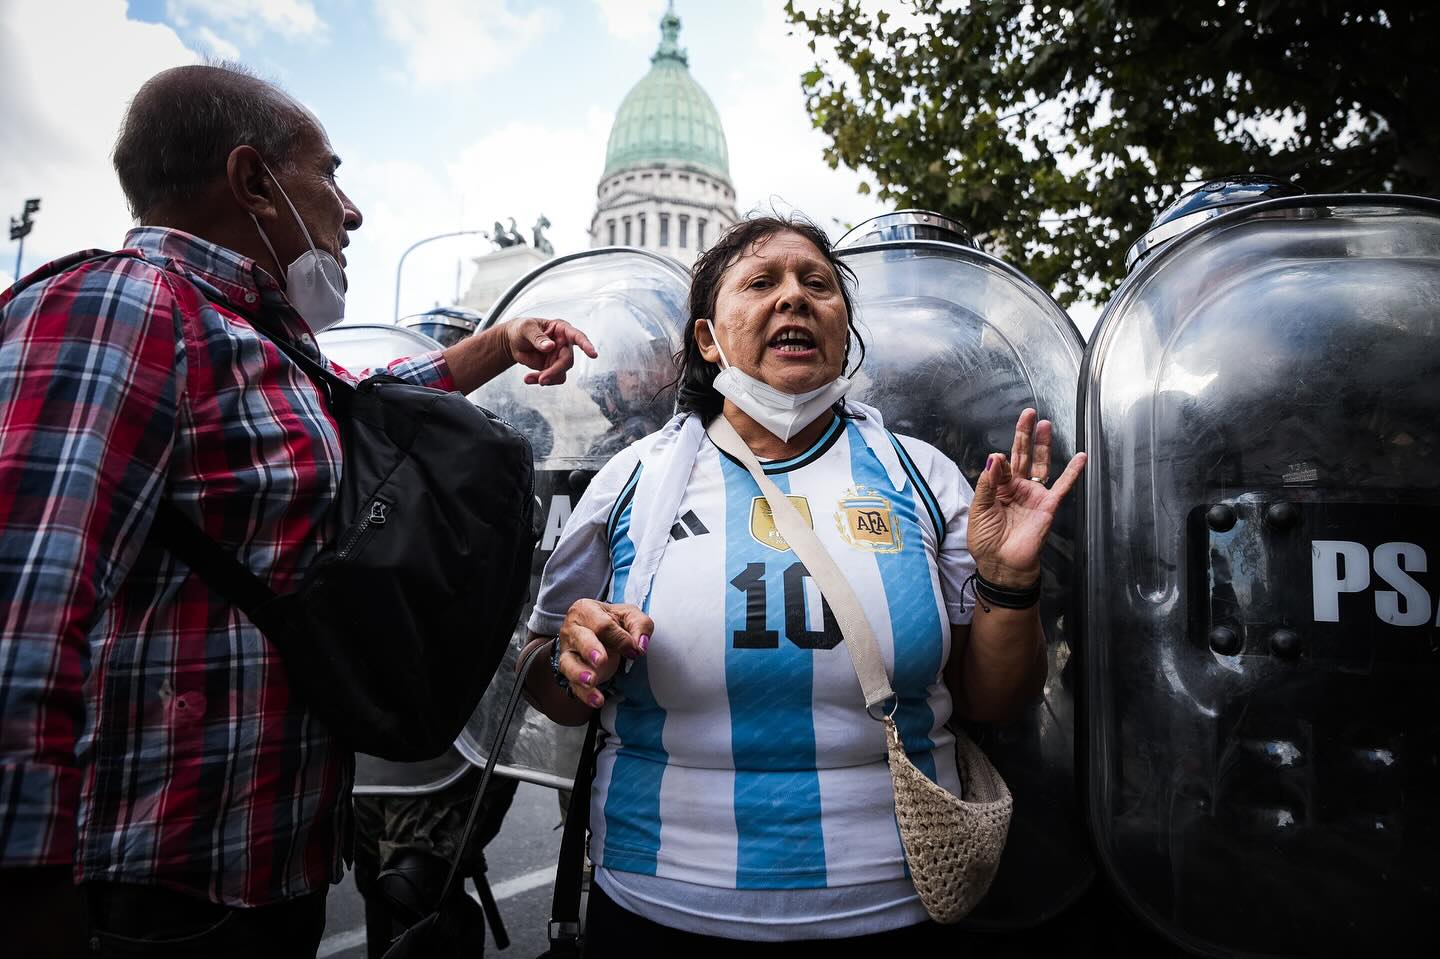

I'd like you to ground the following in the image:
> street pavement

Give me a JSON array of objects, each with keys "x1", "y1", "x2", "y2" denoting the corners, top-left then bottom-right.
[{"x1": 318, "y1": 780, "x2": 566, "y2": 958}]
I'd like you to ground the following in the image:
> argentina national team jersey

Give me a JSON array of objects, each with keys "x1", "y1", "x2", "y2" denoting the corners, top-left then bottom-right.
[{"x1": 529, "y1": 412, "x2": 977, "y2": 929}]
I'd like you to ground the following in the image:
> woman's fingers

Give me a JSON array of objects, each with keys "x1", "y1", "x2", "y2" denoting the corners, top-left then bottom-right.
[
  {"x1": 557, "y1": 625, "x2": 608, "y2": 707},
  {"x1": 1030, "y1": 419, "x2": 1053, "y2": 483},
  {"x1": 1010, "y1": 408, "x2": 1037, "y2": 479},
  {"x1": 608, "y1": 604, "x2": 653, "y2": 658},
  {"x1": 1045, "y1": 450, "x2": 1088, "y2": 502},
  {"x1": 594, "y1": 615, "x2": 645, "y2": 660}
]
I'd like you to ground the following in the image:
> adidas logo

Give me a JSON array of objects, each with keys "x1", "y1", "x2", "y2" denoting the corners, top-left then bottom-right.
[{"x1": 669, "y1": 510, "x2": 710, "y2": 541}]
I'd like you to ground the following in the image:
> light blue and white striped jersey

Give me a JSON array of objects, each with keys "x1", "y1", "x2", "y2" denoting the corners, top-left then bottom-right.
[{"x1": 529, "y1": 413, "x2": 976, "y2": 935}]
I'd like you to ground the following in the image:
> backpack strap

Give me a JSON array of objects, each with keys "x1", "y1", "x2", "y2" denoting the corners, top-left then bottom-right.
[{"x1": 148, "y1": 501, "x2": 279, "y2": 622}]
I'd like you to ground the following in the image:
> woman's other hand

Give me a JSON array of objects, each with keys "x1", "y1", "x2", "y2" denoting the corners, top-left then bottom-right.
[
  {"x1": 555, "y1": 599, "x2": 652, "y2": 708},
  {"x1": 966, "y1": 408, "x2": 1087, "y2": 588}
]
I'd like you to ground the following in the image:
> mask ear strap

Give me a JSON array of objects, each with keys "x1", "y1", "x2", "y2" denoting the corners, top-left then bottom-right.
[
  {"x1": 250, "y1": 212, "x2": 283, "y2": 271},
  {"x1": 702, "y1": 318, "x2": 731, "y2": 370},
  {"x1": 259, "y1": 161, "x2": 321, "y2": 256}
]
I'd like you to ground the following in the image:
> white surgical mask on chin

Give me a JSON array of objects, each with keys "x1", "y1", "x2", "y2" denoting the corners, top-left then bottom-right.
[
  {"x1": 250, "y1": 163, "x2": 346, "y2": 334},
  {"x1": 703, "y1": 319, "x2": 851, "y2": 442}
]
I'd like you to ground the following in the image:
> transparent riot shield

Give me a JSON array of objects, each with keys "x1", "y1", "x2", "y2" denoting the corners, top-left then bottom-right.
[
  {"x1": 400, "y1": 307, "x2": 481, "y2": 348},
  {"x1": 1080, "y1": 195, "x2": 1440, "y2": 956},
  {"x1": 313, "y1": 322, "x2": 443, "y2": 374},
  {"x1": 835, "y1": 229, "x2": 1092, "y2": 928},
  {"x1": 314, "y1": 322, "x2": 478, "y2": 795},
  {"x1": 457, "y1": 248, "x2": 690, "y2": 788}
]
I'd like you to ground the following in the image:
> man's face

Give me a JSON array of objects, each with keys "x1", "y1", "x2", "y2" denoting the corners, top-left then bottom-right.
[{"x1": 268, "y1": 109, "x2": 363, "y2": 286}]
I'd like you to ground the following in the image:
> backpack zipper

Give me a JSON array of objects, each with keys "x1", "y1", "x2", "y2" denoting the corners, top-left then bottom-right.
[{"x1": 337, "y1": 497, "x2": 390, "y2": 560}]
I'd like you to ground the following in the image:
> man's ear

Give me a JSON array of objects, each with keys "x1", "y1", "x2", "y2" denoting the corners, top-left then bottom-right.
[
  {"x1": 226, "y1": 145, "x2": 277, "y2": 220},
  {"x1": 694, "y1": 318, "x2": 720, "y2": 364}
]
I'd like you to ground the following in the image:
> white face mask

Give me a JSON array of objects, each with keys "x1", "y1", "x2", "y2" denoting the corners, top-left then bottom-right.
[
  {"x1": 250, "y1": 163, "x2": 346, "y2": 334},
  {"x1": 703, "y1": 319, "x2": 851, "y2": 442}
]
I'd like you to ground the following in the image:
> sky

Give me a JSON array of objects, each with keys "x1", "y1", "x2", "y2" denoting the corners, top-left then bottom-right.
[{"x1": 0, "y1": 0, "x2": 912, "y2": 327}]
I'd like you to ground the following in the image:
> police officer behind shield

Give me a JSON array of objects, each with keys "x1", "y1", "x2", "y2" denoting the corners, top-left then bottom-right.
[{"x1": 518, "y1": 215, "x2": 1086, "y2": 951}]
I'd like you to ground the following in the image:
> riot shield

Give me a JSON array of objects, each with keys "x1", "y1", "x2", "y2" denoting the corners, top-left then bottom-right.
[
  {"x1": 314, "y1": 322, "x2": 478, "y2": 796},
  {"x1": 313, "y1": 322, "x2": 444, "y2": 374},
  {"x1": 835, "y1": 220, "x2": 1092, "y2": 928},
  {"x1": 1079, "y1": 195, "x2": 1440, "y2": 956},
  {"x1": 400, "y1": 307, "x2": 481, "y2": 348},
  {"x1": 457, "y1": 247, "x2": 690, "y2": 788}
]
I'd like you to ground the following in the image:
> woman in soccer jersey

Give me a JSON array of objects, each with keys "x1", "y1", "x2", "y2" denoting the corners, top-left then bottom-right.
[{"x1": 520, "y1": 215, "x2": 1086, "y2": 951}]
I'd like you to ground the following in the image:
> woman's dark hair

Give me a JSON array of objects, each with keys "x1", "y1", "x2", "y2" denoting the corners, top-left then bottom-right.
[{"x1": 674, "y1": 214, "x2": 863, "y2": 422}]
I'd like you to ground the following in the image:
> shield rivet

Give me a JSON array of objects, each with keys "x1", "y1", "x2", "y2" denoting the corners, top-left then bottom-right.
[
  {"x1": 1270, "y1": 628, "x2": 1302, "y2": 658},
  {"x1": 1208, "y1": 626, "x2": 1242, "y2": 656},
  {"x1": 1206, "y1": 504, "x2": 1237, "y2": 532},
  {"x1": 1265, "y1": 501, "x2": 1300, "y2": 530}
]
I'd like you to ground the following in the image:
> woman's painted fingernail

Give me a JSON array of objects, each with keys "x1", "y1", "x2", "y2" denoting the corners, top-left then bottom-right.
[
  {"x1": 589, "y1": 649, "x2": 602, "y2": 666},
  {"x1": 588, "y1": 693, "x2": 604, "y2": 708},
  {"x1": 580, "y1": 671, "x2": 594, "y2": 686},
  {"x1": 638, "y1": 634, "x2": 650, "y2": 653},
  {"x1": 986, "y1": 454, "x2": 995, "y2": 472}
]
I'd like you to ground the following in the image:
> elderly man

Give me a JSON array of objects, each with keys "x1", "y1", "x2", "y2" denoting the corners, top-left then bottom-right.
[{"x1": 0, "y1": 64, "x2": 593, "y2": 956}]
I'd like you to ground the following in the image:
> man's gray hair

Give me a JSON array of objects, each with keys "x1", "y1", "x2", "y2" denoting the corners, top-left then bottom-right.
[{"x1": 113, "y1": 62, "x2": 304, "y2": 220}]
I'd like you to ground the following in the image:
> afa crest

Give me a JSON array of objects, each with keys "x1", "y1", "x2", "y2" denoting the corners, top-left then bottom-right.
[
  {"x1": 835, "y1": 487, "x2": 903, "y2": 553},
  {"x1": 750, "y1": 496, "x2": 813, "y2": 551}
]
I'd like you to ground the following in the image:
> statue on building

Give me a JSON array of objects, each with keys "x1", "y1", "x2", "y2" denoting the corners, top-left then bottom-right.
[
  {"x1": 532, "y1": 215, "x2": 554, "y2": 255},
  {"x1": 492, "y1": 218, "x2": 527, "y2": 249}
]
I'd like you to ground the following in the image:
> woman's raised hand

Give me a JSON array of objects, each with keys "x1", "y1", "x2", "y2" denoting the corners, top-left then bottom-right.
[
  {"x1": 966, "y1": 408, "x2": 1087, "y2": 588},
  {"x1": 555, "y1": 599, "x2": 652, "y2": 708}
]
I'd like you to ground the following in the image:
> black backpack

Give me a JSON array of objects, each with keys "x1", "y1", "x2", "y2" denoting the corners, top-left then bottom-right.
[{"x1": 145, "y1": 264, "x2": 537, "y2": 762}]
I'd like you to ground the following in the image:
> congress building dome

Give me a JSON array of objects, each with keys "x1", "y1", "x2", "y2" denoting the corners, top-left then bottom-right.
[{"x1": 591, "y1": 2, "x2": 738, "y2": 267}]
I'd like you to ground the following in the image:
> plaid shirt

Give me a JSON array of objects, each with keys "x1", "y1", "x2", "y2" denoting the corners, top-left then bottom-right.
[{"x1": 0, "y1": 227, "x2": 454, "y2": 905}]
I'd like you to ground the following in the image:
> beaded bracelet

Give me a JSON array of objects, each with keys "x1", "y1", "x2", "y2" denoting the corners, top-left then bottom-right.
[
  {"x1": 550, "y1": 638, "x2": 620, "y2": 701},
  {"x1": 961, "y1": 570, "x2": 1041, "y2": 613},
  {"x1": 549, "y1": 638, "x2": 572, "y2": 696}
]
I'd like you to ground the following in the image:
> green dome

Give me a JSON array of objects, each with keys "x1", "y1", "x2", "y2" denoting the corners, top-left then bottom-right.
[{"x1": 602, "y1": 6, "x2": 730, "y2": 181}]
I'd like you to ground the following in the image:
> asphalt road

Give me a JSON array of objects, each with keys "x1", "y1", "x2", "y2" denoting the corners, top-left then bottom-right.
[{"x1": 317, "y1": 780, "x2": 566, "y2": 958}]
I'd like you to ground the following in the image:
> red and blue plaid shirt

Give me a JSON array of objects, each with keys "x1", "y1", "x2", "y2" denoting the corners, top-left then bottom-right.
[{"x1": 0, "y1": 227, "x2": 454, "y2": 905}]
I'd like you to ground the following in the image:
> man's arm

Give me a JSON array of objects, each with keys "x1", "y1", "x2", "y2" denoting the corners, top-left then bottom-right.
[{"x1": 0, "y1": 261, "x2": 184, "y2": 946}]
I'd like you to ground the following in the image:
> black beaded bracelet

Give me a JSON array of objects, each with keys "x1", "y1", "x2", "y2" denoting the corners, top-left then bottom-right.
[
  {"x1": 962, "y1": 571, "x2": 1041, "y2": 613},
  {"x1": 549, "y1": 638, "x2": 571, "y2": 694}
]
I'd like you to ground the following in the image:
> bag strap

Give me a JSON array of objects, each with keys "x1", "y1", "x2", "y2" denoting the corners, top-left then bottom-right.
[
  {"x1": 431, "y1": 641, "x2": 557, "y2": 908},
  {"x1": 149, "y1": 501, "x2": 279, "y2": 620},
  {"x1": 546, "y1": 714, "x2": 600, "y2": 953},
  {"x1": 706, "y1": 415, "x2": 896, "y2": 712}
]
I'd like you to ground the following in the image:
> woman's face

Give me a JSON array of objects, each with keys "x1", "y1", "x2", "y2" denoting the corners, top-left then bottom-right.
[{"x1": 697, "y1": 230, "x2": 849, "y2": 396}]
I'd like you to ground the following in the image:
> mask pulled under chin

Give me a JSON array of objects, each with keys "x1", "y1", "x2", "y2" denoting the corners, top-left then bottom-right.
[
  {"x1": 250, "y1": 164, "x2": 347, "y2": 334},
  {"x1": 704, "y1": 319, "x2": 852, "y2": 442}
]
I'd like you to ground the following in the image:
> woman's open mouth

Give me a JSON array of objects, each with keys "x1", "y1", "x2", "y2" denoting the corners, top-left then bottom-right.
[{"x1": 769, "y1": 328, "x2": 817, "y2": 357}]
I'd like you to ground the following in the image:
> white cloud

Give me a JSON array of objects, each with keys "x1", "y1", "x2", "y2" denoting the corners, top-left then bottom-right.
[
  {"x1": 337, "y1": 109, "x2": 614, "y2": 325},
  {"x1": 594, "y1": 0, "x2": 666, "y2": 41},
  {"x1": 0, "y1": 0, "x2": 199, "y2": 272},
  {"x1": 719, "y1": 2, "x2": 887, "y2": 238},
  {"x1": 166, "y1": 0, "x2": 323, "y2": 41},
  {"x1": 375, "y1": 0, "x2": 551, "y2": 90},
  {"x1": 196, "y1": 25, "x2": 241, "y2": 61}
]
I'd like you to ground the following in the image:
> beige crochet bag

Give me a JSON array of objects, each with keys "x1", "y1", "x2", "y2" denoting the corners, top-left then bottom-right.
[{"x1": 707, "y1": 416, "x2": 1012, "y2": 923}]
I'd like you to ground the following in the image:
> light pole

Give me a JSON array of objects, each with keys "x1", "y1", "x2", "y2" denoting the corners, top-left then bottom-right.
[
  {"x1": 393, "y1": 229, "x2": 492, "y2": 323},
  {"x1": 9, "y1": 197, "x2": 41, "y2": 280}
]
